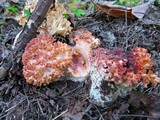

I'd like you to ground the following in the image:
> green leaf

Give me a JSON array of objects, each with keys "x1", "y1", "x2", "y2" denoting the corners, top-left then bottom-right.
[
  {"x1": 70, "y1": 6, "x2": 76, "y2": 12},
  {"x1": 24, "y1": 9, "x2": 31, "y2": 19},
  {"x1": 74, "y1": 9, "x2": 85, "y2": 17},
  {"x1": 63, "y1": 13, "x2": 69, "y2": 18},
  {"x1": 81, "y1": 1, "x2": 87, "y2": 5},
  {"x1": 5, "y1": 6, "x2": 18, "y2": 13},
  {"x1": 157, "y1": 0, "x2": 160, "y2": 4},
  {"x1": 89, "y1": 3, "x2": 94, "y2": 9},
  {"x1": 70, "y1": 0, "x2": 81, "y2": 4},
  {"x1": 70, "y1": 0, "x2": 75, "y2": 3},
  {"x1": 131, "y1": 0, "x2": 138, "y2": 6},
  {"x1": 114, "y1": 0, "x2": 139, "y2": 6},
  {"x1": 113, "y1": 0, "x2": 120, "y2": 5},
  {"x1": 122, "y1": 1, "x2": 127, "y2": 5}
]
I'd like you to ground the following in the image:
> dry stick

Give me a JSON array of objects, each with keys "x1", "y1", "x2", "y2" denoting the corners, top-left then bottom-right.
[
  {"x1": 118, "y1": 114, "x2": 155, "y2": 119},
  {"x1": 62, "y1": 83, "x2": 84, "y2": 97},
  {"x1": 37, "y1": 100, "x2": 45, "y2": 115},
  {"x1": 0, "y1": 99, "x2": 26, "y2": 119},
  {"x1": 93, "y1": 104, "x2": 105, "y2": 120},
  {"x1": 13, "y1": 0, "x2": 55, "y2": 54},
  {"x1": 52, "y1": 110, "x2": 68, "y2": 120},
  {"x1": 124, "y1": 6, "x2": 129, "y2": 50},
  {"x1": 0, "y1": 0, "x2": 55, "y2": 78}
]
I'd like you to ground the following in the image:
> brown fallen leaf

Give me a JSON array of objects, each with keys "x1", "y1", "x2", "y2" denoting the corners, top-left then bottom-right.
[
  {"x1": 96, "y1": 1, "x2": 134, "y2": 18},
  {"x1": 95, "y1": 0, "x2": 155, "y2": 19},
  {"x1": 62, "y1": 100, "x2": 91, "y2": 120},
  {"x1": 132, "y1": 0, "x2": 155, "y2": 19},
  {"x1": 141, "y1": 2, "x2": 160, "y2": 26},
  {"x1": 129, "y1": 91, "x2": 160, "y2": 119}
]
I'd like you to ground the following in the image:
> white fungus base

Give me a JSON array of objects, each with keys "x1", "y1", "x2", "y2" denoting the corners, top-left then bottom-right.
[
  {"x1": 89, "y1": 66, "x2": 132, "y2": 107},
  {"x1": 89, "y1": 66, "x2": 108, "y2": 106}
]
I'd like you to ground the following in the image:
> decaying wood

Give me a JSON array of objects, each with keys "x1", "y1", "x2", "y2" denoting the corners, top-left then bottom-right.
[{"x1": 0, "y1": 0, "x2": 55, "y2": 79}]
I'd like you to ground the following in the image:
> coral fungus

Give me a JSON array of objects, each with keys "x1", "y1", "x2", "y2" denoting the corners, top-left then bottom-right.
[
  {"x1": 89, "y1": 48, "x2": 128, "y2": 106},
  {"x1": 89, "y1": 47, "x2": 159, "y2": 106},
  {"x1": 90, "y1": 47, "x2": 159, "y2": 87},
  {"x1": 69, "y1": 29, "x2": 100, "y2": 48},
  {"x1": 90, "y1": 48, "x2": 127, "y2": 83},
  {"x1": 21, "y1": 28, "x2": 159, "y2": 107},
  {"x1": 127, "y1": 47, "x2": 153, "y2": 73},
  {"x1": 22, "y1": 34, "x2": 72, "y2": 86},
  {"x1": 68, "y1": 29, "x2": 100, "y2": 81},
  {"x1": 125, "y1": 47, "x2": 156, "y2": 86},
  {"x1": 38, "y1": 3, "x2": 72, "y2": 36},
  {"x1": 142, "y1": 70, "x2": 159, "y2": 87}
]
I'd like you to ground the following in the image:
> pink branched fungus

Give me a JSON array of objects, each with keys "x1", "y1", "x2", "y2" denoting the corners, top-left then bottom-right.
[
  {"x1": 90, "y1": 48, "x2": 127, "y2": 84},
  {"x1": 89, "y1": 47, "x2": 159, "y2": 106},
  {"x1": 68, "y1": 29, "x2": 100, "y2": 81},
  {"x1": 142, "y1": 70, "x2": 160, "y2": 87},
  {"x1": 69, "y1": 29, "x2": 100, "y2": 48},
  {"x1": 90, "y1": 47, "x2": 159, "y2": 87},
  {"x1": 22, "y1": 29, "x2": 159, "y2": 90},
  {"x1": 22, "y1": 35, "x2": 72, "y2": 86},
  {"x1": 89, "y1": 48, "x2": 128, "y2": 106},
  {"x1": 125, "y1": 47, "x2": 159, "y2": 87}
]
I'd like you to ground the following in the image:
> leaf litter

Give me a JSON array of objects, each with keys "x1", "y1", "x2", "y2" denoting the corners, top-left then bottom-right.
[{"x1": 0, "y1": 0, "x2": 160, "y2": 120}]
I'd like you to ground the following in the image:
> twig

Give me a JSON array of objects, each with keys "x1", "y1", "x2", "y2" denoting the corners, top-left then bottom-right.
[
  {"x1": 83, "y1": 21, "x2": 103, "y2": 28},
  {"x1": 124, "y1": 6, "x2": 129, "y2": 50},
  {"x1": 62, "y1": 83, "x2": 83, "y2": 97},
  {"x1": 37, "y1": 100, "x2": 45, "y2": 115},
  {"x1": 13, "y1": 0, "x2": 55, "y2": 54},
  {"x1": 118, "y1": 114, "x2": 155, "y2": 119},
  {"x1": 0, "y1": 98, "x2": 26, "y2": 119},
  {"x1": 0, "y1": 0, "x2": 55, "y2": 79},
  {"x1": 52, "y1": 110, "x2": 68, "y2": 120},
  {"x1": 93, "y1": 104, "x2": 105, "y2": 120}
]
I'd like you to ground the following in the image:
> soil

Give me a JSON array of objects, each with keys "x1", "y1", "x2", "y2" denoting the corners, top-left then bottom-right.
[{"x1": 0, "y1": 1, "x2": 160, "y2": 120}]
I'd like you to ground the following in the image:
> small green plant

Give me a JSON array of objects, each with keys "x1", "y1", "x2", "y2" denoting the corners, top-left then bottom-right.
[
  {"x1": 114, "y1": 0, "x2": 139, "y2": 6},
  {"x1": 63, "y1": 13, "x2": 69, "y2": 19},
  {"x1": 89, "y1": 3, "x2": 94, "y2": 9},
  {"x1": 157, "y1": 0, "x2": 160, "y2": 4},
  {"x1": 69, "y1": 0, "x2": 86, "y2": 17},
  {"x1": 24, "y1": 9, "x2": 31, "y2": 19},
  {"x1": 62, "y1": 0, "x2": 94, "y2": 18},
  {"x1": 74, "y1": 9, "x2": 85, "y2": 17},
  {"x1": 71, "y1": 7, "x2": 86, "y2": 17},
  {"x1": 5, "y1": 6, "x2": 19, "y2": 13}
]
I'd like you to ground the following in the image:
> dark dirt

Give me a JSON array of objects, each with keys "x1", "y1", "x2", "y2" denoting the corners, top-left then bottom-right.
[{"x1": 0, "y1": 1, "x2": 160, "y2": 120}]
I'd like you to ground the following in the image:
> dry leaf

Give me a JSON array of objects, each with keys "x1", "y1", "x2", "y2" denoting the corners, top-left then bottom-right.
[
  {"x1": 132, "y1": 0, "x2": 155, "y2": 19},
  {"x1": 62, "y1": 100, "x2": 91, "y2": 120},
  {"x1": 95, "y1": 0, "x2": 155, "y2": 19},
  {"x1": 129, "y1": 91, "x2": 160, "y2": 118}
]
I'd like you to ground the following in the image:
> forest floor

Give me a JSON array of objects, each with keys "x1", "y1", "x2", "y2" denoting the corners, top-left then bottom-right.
[{"x1": 0, "y1": 0, "x2": 160, "y2": 120}]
